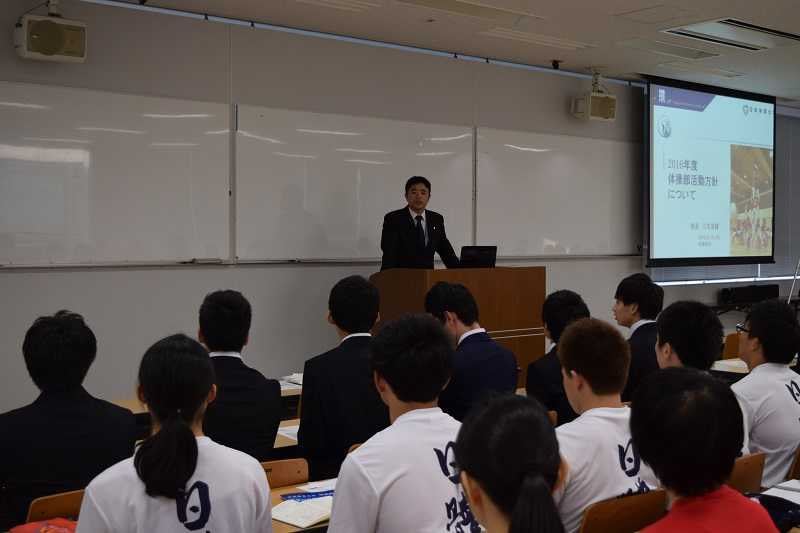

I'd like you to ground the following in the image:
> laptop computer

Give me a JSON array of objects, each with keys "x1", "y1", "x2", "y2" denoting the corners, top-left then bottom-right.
[{"x1": 459, "y1": 246, "x2": 497, "y2": 268}]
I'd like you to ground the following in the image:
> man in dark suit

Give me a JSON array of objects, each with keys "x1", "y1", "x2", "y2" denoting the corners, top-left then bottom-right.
[
  {"x1": 0, "y1": 311, "x2": 137, "y2": 530},
  {"x1": 200, "y1": 290, "x2": 282, "y2": 461},
  {"x1": 612, "y1": 273, "x2": 664, "y2": 402},
  {"x1": 380, "y1": 176, "x2": 460, "y2": 270},
  {"x1": 298, "y1": 276, "x2": 389, "y2": 480},
  {"x1": 425, "y1": 282, "x2": 518, "y2": 421},
  {"x1": 526, "y1": 289, "x2": 590, "y2": 426}
]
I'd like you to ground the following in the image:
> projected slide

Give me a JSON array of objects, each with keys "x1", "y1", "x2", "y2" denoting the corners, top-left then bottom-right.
[{"x1": 649, "y1": 81, "x2": 775, "y2": 264}]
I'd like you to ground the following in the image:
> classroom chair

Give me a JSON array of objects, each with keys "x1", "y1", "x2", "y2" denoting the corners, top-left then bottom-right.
[
  {"x1": 261, "y1": 458, "x2": 309, "y2": 488},
  {"x1": 722, "y1": 332, "x2": 740, "y2": 360},
  {"x1": 578, "y1": 489, "x2": 667, "y2": 533},
  {"x1": 786, "y1": 447, "x2": 800, "y2": 481},
  {"x1": 547, "y1": 410, "x2": 557, "y2": 426},
  {"x1": 348, "y1": 443, "x2": 362, "y2": 454},
  {"x1": 726, "y1": 452, "x2": 765, "y2": 493},
  {"x1": 26, "y1": 489, "x2": 84, "y2": 523}
]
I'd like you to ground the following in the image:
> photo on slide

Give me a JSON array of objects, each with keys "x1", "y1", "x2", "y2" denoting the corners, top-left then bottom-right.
[{"x1": 730, "y1": 145, "x2": 773, "y2": 257}]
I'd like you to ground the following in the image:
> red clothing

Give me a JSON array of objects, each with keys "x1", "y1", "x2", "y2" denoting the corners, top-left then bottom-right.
[{"x1": 644, "y1": 486, "x2": 777, "y2": 533}]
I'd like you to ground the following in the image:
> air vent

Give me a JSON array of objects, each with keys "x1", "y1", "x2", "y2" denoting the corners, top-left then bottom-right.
[
  {"x1": 618, "y1": 38, "x2": 719, "y2": 60},
  {"x1": 664, "y1": 19, "x2": 800, "y2": 52},
  {"x1": 293, "y1": 0, "x2": 380, "y2": 12},
  {"x1": 479, "y1": 28, "x2": 594, "y2": 51},
  {"x1": 395, "y1": 0, "x2": 542, "y2": 25},
  {"x1": 657, "y1": 61, "x2": 745, "y2": 78}
]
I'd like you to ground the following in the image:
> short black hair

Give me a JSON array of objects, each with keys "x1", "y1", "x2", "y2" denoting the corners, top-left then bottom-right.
[
  {"x1": 614, "y1": 273, "x2": 664, "y2": 320},
  {"x1": 329, "y1": 275, "x2": 380, "y2": 334},
  {"x1": 558, "y1": 318, "x2": 630, "y2": 395},
  {"x1": 424, "y1": 282, "x2": 479, "y2": 326},
  {"x1": 198, "y1": 290, "x2": 252, "y2": 352},
  {"x1": 542, "y1": 290, "x2": 590, "y2": 344},
  {"x1": 631, "y1": 367, "x2": 743, "y2": 497},
  {"x1": 370, "y1": 313, "x2": 452, "y2": 403},
  {"x1": 657, "y1": 301, "x2": 723, "y2": 370},
  {"x1": 745, "y1": 299, "x2": 800, "y2": 364},
  {"x1": 405, "y1": 176, "x2": 431, "y2": 194},
  {"x1": 22, "y1": 310, "x2": 97, "y2": 392}
]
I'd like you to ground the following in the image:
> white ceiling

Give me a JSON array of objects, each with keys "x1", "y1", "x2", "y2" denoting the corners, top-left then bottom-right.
[{"x1": 140, "y1": 0, "x2": 800, "y2": 103}]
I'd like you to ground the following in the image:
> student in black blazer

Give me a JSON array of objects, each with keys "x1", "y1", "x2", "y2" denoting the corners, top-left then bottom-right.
[
  {"x1": 200, "y1": 290, "x2": 282, "y2": 461},
  {"x1": 298, "y1": 276, "x2": 389, "y2": 480},
  {"x1": 526, "y1": 290, "x2": 590, "y2": 426},
  {"x1": 612, "y1": 273, "x2": 664, "y2": 402},
  {"x1": 425, "y1": 282, "x2": 518, "y2": 421},
  {"x1": 0, "y1": 311, "x2": 136, "y2": 530},
  {"x1": 380, "y1": 176, "x2": 460, "y2": 270}
]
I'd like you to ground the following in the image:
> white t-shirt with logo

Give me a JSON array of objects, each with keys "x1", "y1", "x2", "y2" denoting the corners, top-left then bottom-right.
[
  {"x1": 732, "y1": 363, "x2": 800, "y2": 487},
  {"x1": 328, "y1": 407, "x2": 479, "y2": 533},
  {"x1": 76, "y1": 436, "x2": 272, "y2": 533},
  {"x1": 554, "y1": 406, "x2": 659, "y2": 533}
]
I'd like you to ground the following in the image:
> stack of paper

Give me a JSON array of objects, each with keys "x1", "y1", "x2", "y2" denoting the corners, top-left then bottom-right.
[
  {"x1": 272, "y1": 496, "x2": 333, "y2": 528},
  {"x1": 297, "y1": 478, "x2": 337, "y2": 492},
  {"x1": 763, "y1": 479, "x2": 800, "y2": 505}
]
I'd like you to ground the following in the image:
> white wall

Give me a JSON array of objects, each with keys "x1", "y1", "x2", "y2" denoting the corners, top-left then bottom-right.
[{"x1": 0, "y1": 0, "x2": 753, "y2": 410}]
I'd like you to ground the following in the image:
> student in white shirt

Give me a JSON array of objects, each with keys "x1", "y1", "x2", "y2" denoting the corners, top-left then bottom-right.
[
  {"x1": 554, "y1": 318, "x2": 659, "y2": 533},
  {"x1": 328, "y1": 314, "x2": 480, "y2": 533},
  {"x1": 76, "y1": 334, "x2": 272, "y2": 533},
  {"x1": 732, "y1": 299, "x2": 800, "y2": 487},
  {"x1": 655, "y1": 300, "x2": 723, "y2": 370},
  {"x1": 456, "y1": 394, "x2": 566, "y2": 533}
]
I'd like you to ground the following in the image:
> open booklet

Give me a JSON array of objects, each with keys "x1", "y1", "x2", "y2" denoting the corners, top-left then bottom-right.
[{"x1": 272, "y1": 496, "x2": 333, "y2": 528}]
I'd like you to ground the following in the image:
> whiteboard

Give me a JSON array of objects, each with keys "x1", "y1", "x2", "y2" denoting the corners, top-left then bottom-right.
[
  {"x1": 0, "y1": 82, "x2": 229, "y2": 265},
  {"x1": 236, "y1": 105, "x2": 473, "y2": 260},
  {"x1": 476, "y1": 128, "x2": 641, "y2": 256}
]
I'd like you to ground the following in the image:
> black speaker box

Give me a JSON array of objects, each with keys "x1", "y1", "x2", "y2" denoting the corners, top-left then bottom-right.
[{"x1": 718, "y1": 284, "x2": 779, "y2": 306}]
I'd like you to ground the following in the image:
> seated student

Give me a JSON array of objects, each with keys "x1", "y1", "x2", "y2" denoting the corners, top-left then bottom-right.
[
  {"x1": 456, "y1": 394, "x2": 565, "y2": 533},
  {"x1": 612, "y1": 273, "x2": 664, "y2": 401},
  {"x1": 76, "y1": 334, "x2": 272, "y2": 533},
  {"x1": 732, "y1": 299, "x2": 800, "y2": 487},
  {"x1": 655, "y1": 300, "x2": 723, "y2": 370},
  {"x1": 425, "y1": 282, "x2": 518, "y2": 421},
  {"x1": 631, "y1": 367, "x2": 777, "y2": 533},
  {"x1": 200, "y1": 290, "x2": 281, "y2": 461},
  {"x1": 0, "y1": 311, "x2": 136, "y2": 530},
  {"x1": 554, "y1": 318, "x2": 659, "y2": 533},
  {"x1": 526, "y1": 290, "x2": 589, "y2": 425},
  {"x1": 298, "y1": 275, "x2": 389, "y2": 480},
  {"x1": 328, "y1": 314, "x2": 480, "y2": 533}
]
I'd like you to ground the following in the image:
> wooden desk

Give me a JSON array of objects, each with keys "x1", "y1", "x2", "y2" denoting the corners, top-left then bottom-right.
[{"x1": 271, "y1": 484, "x2": 330, "y2": 533}]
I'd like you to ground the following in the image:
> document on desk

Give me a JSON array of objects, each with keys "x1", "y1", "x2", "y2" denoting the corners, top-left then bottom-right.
[
  {"x1": 272, "y1": 496, "x2": 333, "y2": 528},
  {"x1": 278, "y1": 424, "x2": 299, "y2": 442},
  {"x1": 763, "y1": 480, "x2": 800, "y2": 505},
  {"x1": 297, "y1": 478, "x2": 337, "y2": 493}
]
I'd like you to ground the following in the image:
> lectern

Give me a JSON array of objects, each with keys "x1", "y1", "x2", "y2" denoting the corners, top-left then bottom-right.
[{"x1": 369, "y1": 267, "x2": 546, "y2": 387}]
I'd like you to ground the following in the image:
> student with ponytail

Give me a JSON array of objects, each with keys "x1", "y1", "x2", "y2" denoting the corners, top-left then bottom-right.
[
  {"x1": 455, "y1": 394, "x2": 565, "y2": 533},
  {"x1": 76, "y1": 334, "x2": 272, "y2": 533}
]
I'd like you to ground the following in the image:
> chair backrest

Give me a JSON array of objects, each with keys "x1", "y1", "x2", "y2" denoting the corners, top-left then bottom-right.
[
  {"x1": 26, "y1": 489, "x2": 85, "y2": 523},
  {"x1": 261, "y1": 458, "x2": 309, "y2": 488},
  {"x1": 547, "y1": 410, "x2": 557, "y2": 426},
  {"x1": 722, "y1": 332, "x2": 740, "y2": 359},
  {"x1": 726, "y1": 452, "x2": 765, "y2": 493},
  {"x1": 579, "y1": 489, "x2": 667, "y2": 533},
  {"x1": 348, "y1": 443, "x2": 362, "y2": 454},
  {"x1": 787, "y1": 447, "x2": 800, "y2": 481}
]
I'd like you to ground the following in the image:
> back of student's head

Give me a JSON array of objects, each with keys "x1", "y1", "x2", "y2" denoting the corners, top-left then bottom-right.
[
  {"x1": 614, "y1": 273, "x2": 664, "y2": 319},
  {"x1": 657, "y1": 301, "x2": 723, "y2": 370},
  {"x1": 558, "y1": 318, "x2": 630, "y2": 395},
  {"x1": 456, "y1": 394, "x2": 564, "y2": 533},
  {"x1": 198, "y1": 289, "x2": 251, "y2": 352},
  {"x1": 630, "y1": 367, "x2": 743, "y2": 497},
  {"x1": 542, "y1": 290, "x2": 590, "y2": 344},
  {"x1": 745, "y1": 298, "x2": 800, "y2": 364},
  {"x1": 424, "y1": 282, "x2": 479, "y2": 325},
  {"x1": 328, "y1": 275, "x2": 380, "y2": 333},
  {"x1": 134, "y1": 334, "x2": 215, "y2": 499},
  {"x1": 22, "y1": 310, "x2": 97, "y2": 393},
  {"x1": 370, "y1": 313, "x2": 452, "y2": 403}
]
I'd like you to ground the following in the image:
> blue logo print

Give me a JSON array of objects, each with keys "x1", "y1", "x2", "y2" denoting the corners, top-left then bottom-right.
[
  {"x1": 176, "y1": 481, "x2": 211, "y2": 531},
  {"x1": 618, "y1": 438, "x2": 641, "y2": 477},
  {"x1": 786, "y1": 380, "x2": 800, "y2": 404},
  {"x1": 435, "y1": 442, "x2": 480, "y2": 533},
  {"x1": 657, "y1": 116, "x2": 672, "y2": 138}
]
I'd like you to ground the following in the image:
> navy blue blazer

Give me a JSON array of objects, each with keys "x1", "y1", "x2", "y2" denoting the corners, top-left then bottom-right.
[
  {"x1": 439, "y1": 332, "x2": 518, "y2": 421},
  {"x1": 525, "y1": 345, "x2": 577, "y2": 426},
  {"x1": 622, "y1": 322, "x2": 660, "y2": 402},
  {"x1": 380, "y1": 207, "x2": 460, "y2": 270}
]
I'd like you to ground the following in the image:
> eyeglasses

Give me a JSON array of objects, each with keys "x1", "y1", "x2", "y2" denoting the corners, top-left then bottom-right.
[{"x1": 735, "y1": 323, "x2": 750, "y2": 334}]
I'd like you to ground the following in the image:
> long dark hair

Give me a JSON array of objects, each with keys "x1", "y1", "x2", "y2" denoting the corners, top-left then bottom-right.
[
  {"x1": 455, "y1": 395, "x2": 564, "y2": 533},
  {"x1": 134, "y1": 334, "x2": 215, "y2": 499}
]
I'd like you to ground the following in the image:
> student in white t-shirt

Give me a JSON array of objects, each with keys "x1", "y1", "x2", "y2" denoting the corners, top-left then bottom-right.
[
  {"x1": 328, "y1": 314, "x2": 481, "y2": 533},
  {"x1": 456, "y1": 394, "x2": 566, "y2": 533},
  {"x1": 554, "y1": 318, "x2": 659, "y2": 533},
  {"x1": 76, "y1": 334, "x2": 272, "y2": 533},
  {"x1": 732, "y1": 299, "x2": 800, "y2": 487}
]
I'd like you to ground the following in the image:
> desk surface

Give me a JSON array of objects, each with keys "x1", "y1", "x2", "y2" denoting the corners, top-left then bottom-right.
[{"x1": 271, "y1": 484, "x2": 329, "y2": 533}]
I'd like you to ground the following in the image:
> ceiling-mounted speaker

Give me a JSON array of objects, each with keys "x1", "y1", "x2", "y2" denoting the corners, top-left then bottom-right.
[{"x1": 14, "y1": 14, "x2": 87, "y2": 63}]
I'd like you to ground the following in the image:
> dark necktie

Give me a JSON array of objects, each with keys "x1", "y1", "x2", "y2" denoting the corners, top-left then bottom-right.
[{"x1": 415, "y1": 215, "x2": 426, "y2": 248}]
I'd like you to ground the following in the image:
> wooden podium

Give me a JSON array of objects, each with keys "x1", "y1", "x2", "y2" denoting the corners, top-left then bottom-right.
[{"x1": 369, "y1": 267, "x2": 546, "y2": 387}]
